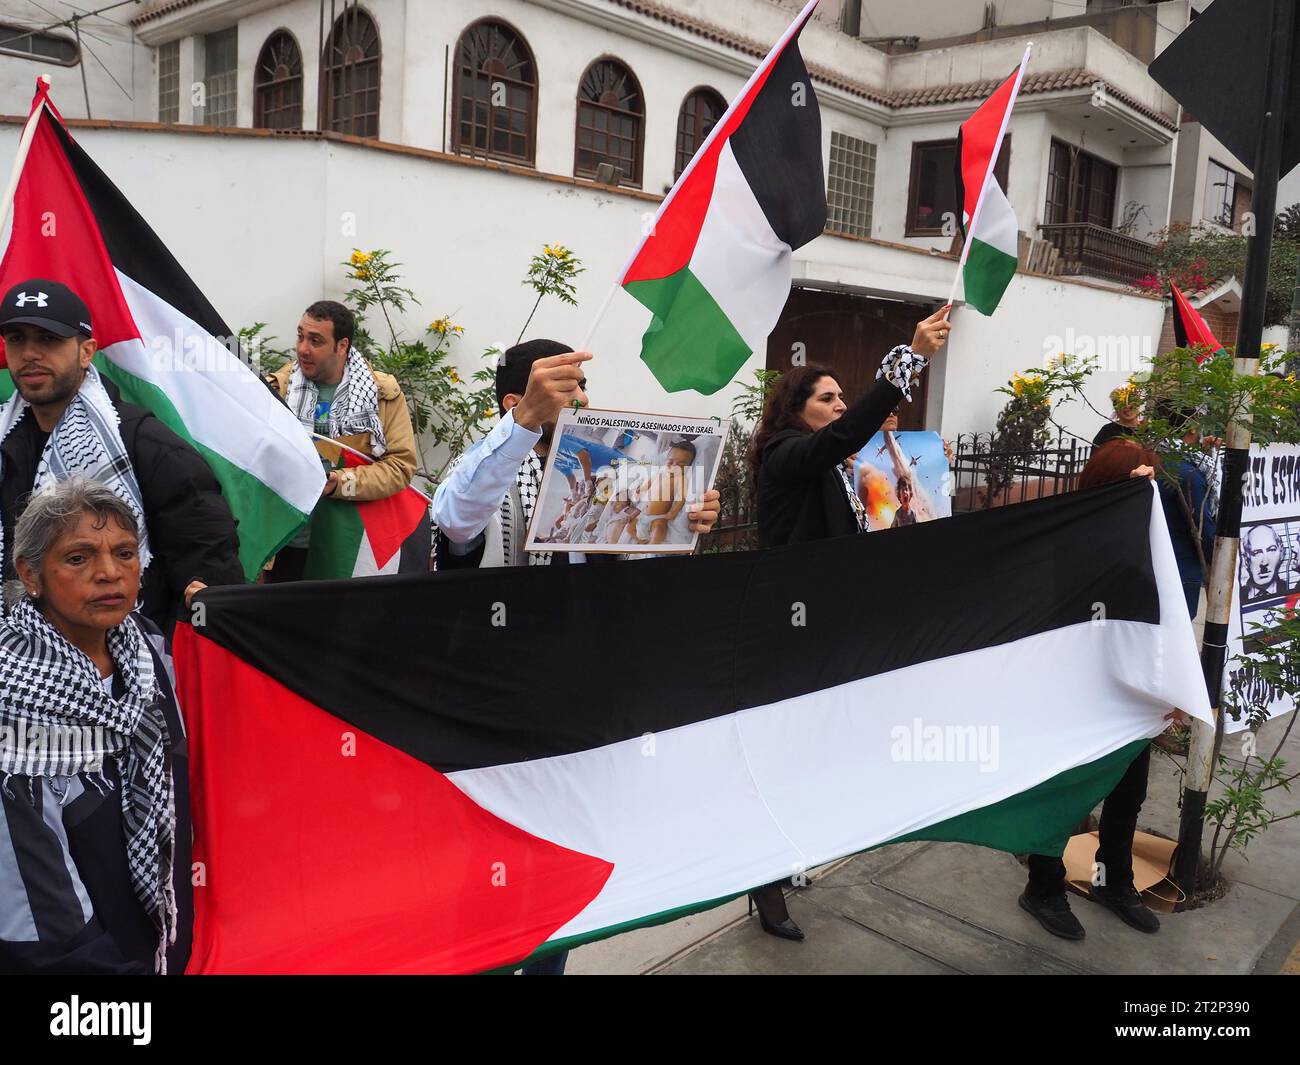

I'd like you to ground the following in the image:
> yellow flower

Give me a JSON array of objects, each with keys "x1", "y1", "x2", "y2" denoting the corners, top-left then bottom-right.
[
  {"x1": 449, "y1": 369, "x2": 461, "y2": 384},
  {"x1": 429, "y1": 316, "x2": 461, "y2": 336},
  {"x1": 1287, "y1": 373, "x2": 1297, "y2": 384},
  {"x1": 543, "y1": 243, "x2": 572, "y2": 261},
  {"x1": 350, "y1": 249, "x2": 372, "y2": 267}
]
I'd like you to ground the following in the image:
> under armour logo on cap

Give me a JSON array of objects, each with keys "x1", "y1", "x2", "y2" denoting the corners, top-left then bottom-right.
[{"x1": 0, "y1": 278, "x2": 92, "y2": 339}]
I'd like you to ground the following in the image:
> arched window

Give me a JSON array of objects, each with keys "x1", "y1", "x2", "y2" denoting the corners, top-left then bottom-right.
[
  {"x1": 254, "y1": 31, "x2": 303, "y2": 130},
  {"x1": 453, "y1": 19, "x2": 537, "y2": 165},
  {"x1": 322, "y1": 6, "x2": 381, "y2": 138},
  {"x1": 675, "y1": 87, "x2": 727, "y2": 179},
  {"x1": 574, "y1": 58, "x2": 644, "y2": 187}
]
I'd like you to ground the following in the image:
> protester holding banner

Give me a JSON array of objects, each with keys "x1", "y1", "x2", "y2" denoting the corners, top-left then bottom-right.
[
  {"x1": 1019, "y1": 438, "x2": 1172, "y2": 940},
  {"x1": 0, "y1": 478, "x2": 188, "y2": 974},
  {"x1": 264, "y1": 300, "x2": 418, "y2": 582},
  {"x1": 0, "y1": 280, "x2": 244, "y2": 630},
  {"x1": 746, "y1": 307, "x2": 951, "y2": 940}
]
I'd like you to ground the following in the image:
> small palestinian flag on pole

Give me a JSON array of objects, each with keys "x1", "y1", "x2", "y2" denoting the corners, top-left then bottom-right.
[
  {"x1": 174, "y1": 480, "x2": 1210, "y2": 974},
  {"x1": 952, "y1": 46, "x2": 1031, "y2": 315},
  {"x1": 0, "y1": 81, "x2": 324, "y2": 576},
  {"x1": 303, "y1": 435, "x2": 431, "y2": 579},
  {"x1": 1170, "y1": 280, "x2": 1226, "y2": 363},
  {"x1": 619, "y1": 0, "x2": 827, "y2": 396}
]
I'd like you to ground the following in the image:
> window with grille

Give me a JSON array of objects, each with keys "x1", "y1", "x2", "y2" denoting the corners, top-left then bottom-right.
[
  {"x1": 453, "y1": 19, "x2": 536, "y2": 165},
  {"x1": 157, "y1": 40, "x2": 180, "y2": 123},
  {"x1": 575, "y1": 59, "x2": 644, "y2": 187},
  {"x1": 0, "y1": 22, "x2": 78, "y2": 64},
  {"x1": 1045, "y1": 139, "x2": 1117, "y2": 227},
  {"x1": 827, "y1": 132, "x2": 876, "y2": 238},
  {"x1": 675, "y1": 88, "x2": 727, "y2": 180},
  {"x1": 905, "y1": 138, "x2": 1009, "y2": 236},
  {"x1": 254, "y1": 31, "x2": 303, "y2": 130},
  {"x1": 203, "y1": 27, "x2": 238, "y2": 127},
  {"x1": 1203, "y1": 158, "x2": 1251, "y2": 229},
  {"x1": 322, "y1": 6, "x2": 382, "y2": 139}
]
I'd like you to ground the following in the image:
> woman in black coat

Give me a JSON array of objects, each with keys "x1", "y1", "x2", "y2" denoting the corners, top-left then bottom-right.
[{"x1": 745, "y1": 306, "x2": 951, "y2": 940}]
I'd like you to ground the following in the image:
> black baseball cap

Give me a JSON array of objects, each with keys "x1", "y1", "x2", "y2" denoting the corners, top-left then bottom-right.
[{"x1": 0, "y1": 279, "x2": 93, "y2": 339}]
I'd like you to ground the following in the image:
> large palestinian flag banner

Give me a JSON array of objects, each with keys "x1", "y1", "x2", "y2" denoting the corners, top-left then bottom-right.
[
  {"x1": 954, "y1": 48, "x2": 1030, "y2": 315},
  {"x1": 173, "y1": 479, "x2": 1210, "y2": 974},
  {"x1": 0, "y1": 83, "x2": 323, "y2": 576},
  {"x1": 620, "y1": 0, "x2": 827, "y2": 396},
  {"x1": 303, "y1": 435, "x2": 431, "y2": 579}
]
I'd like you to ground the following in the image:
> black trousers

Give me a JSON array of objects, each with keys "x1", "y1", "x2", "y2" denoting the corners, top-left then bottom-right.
[{"x1": 1026, "y1": 746, "x2": 1151, "y2": 898}]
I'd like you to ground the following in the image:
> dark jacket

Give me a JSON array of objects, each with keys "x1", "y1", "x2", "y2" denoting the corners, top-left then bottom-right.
[
  {"x1": 757, "y1": 378, "x2": 904, "y2": 548},
  {"x1": 1158, "y1": 458, "x2": 1217, "y2": 586},
  {"x1": 0, "y1": 377, "x2": 245, "y2": 629}
]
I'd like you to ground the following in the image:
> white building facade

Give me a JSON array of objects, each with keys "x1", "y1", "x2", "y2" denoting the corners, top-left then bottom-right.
[{"x1": 0, "y1": 0, "x2": 1284, "y2": 439}]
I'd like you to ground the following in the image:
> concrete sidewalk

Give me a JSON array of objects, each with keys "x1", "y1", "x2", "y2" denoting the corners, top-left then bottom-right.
[{"x1": 569, "y1": 713, "x2": 1300, "y2": 975}]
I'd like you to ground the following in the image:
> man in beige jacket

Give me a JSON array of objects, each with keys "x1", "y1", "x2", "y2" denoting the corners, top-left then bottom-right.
[{"x1": 265, "y1": 300, "x2": 418, "y2": 581}]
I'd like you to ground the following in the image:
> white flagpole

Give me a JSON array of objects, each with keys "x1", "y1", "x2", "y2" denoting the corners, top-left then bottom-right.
[
  {"x1": 0, "y1": 76, "x2": 52, "y2": 241},
  {"x1": 947, "y1": 44, "x2": 1032, "y2": 312}
]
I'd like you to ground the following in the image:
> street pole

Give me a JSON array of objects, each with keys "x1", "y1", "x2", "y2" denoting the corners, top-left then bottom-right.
[{"x1": 1174, "y1": 0, "x2": 1297, "y2": 899}]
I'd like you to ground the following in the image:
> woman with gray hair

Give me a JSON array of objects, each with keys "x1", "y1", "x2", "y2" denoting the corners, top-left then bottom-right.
[{"x1": 0, "y1": 476, "x2": 189, "y2": 973}]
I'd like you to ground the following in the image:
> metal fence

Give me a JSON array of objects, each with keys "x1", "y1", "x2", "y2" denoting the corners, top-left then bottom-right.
[
  {"x1": 698, "y1": 427, "x2": 1096, "y2": 551},
  {"x1": 951, "y1": 431, "x2": 1093, "y2": 512}
]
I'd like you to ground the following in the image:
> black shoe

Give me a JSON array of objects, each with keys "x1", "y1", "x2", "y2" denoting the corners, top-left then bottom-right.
[
  {"x1": 1090, "y1": 885, "x2": 1160, "y2": 933},
  {"x1": 758, "y1": 913, "x2": 805, "y2": 941},
  {"x1": 1018, "y1": 891, "x2": 1085, "y2": 940},
  {"x1": 749, "y1": 889, "x2": 806, "y2": 942}
]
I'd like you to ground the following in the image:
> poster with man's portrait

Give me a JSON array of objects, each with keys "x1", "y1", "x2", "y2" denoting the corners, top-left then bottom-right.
[
  {"x1": 1224, "y1": 445, "x2": 1300, "y2": 731},
  {"x1": 852, "y1": 431, "x2": 952, "y2": 532}
]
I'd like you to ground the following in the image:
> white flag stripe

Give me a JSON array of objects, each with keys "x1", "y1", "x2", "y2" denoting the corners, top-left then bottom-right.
[
  {"x1": 114, "y1": 270, "x2": 323, "y2": 513},
  {"x1": 687, "y1": 142, "x2": 793, "y2": 355}
]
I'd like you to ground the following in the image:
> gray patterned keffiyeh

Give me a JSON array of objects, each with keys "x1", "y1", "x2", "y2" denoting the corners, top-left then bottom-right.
[
  {"x1": 287, "y1": 347, "x2": 387, "y2": 455},
  {"x1": 0, "y1": 364, "x2": 151, "y2": 578},
  {"x1": 0, "y1": 598, "x2": 175, "y2": 969}
]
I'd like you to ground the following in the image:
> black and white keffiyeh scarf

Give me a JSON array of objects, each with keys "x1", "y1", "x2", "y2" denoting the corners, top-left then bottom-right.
[
  {"x1": 287, "y1": 347, "x2": 387, "y2": 455},
  {"x1": 0, "y1": 598, "x2": 175, "y2": 969},
  {"x1": 877, "y1": 345, "x2": 930, "y2": 402},
  {"x1": 0, "y1": 364, "x2": 151, "y2": 577},
  {"x1": 505, "y1": 450, "x2": 551, "y2": 566}
]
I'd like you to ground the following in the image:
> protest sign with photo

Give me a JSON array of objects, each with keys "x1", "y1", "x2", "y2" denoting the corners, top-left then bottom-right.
[
  {"x1": 525, "y1": 407, "x2": 727, "y2": 554},
  {"x1": 1224, "y1": 443, "x2": 1300, "y2": 731},
  {"x1": 852, "y1": 431, "x2": 952, "y2": 532}
]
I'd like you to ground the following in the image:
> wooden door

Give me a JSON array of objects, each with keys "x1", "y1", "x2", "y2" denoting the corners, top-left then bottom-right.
[{"x1": 766, "y1": 287, "x2": 935, "y2": 429}]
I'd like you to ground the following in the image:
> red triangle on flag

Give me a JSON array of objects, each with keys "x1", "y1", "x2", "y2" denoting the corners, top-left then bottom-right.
[
  {"x1": 1170, "y1": 281, "x2": 1226, "y2": 364},
  {"x1": 0, "y1": 82, "x2": 142, "y2": 370},
  {"x1": 173, "y1": 624, "x2": 613, "y2": 974}
]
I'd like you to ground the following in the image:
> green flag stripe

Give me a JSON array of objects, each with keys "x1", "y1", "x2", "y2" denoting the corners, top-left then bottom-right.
[
  {"x1": 963, "y1": 237, "x2": 1018, "y2": 316},
  {"x1": 0, "y1": 364, "x2": 309, "y2": 579},
  {"x1": 507, "y1": 738, "x2": 1150, "y2": 969},
  {"x1": 302, "y1": 502, "x2": 367, "y2": 580},
  {"x1": 625, "y1": 267, "x2": 754, "y2": 396}
]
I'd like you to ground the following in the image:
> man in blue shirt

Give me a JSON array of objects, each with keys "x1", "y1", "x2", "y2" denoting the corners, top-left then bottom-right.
[{"x1": 433, "y1": 340, "x2": 721, "y2": 570}]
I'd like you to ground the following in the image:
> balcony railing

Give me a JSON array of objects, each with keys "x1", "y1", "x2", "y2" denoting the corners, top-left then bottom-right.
[{"x1": 1037, "y1": 223, "x2": 1156, "y2": 286}]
